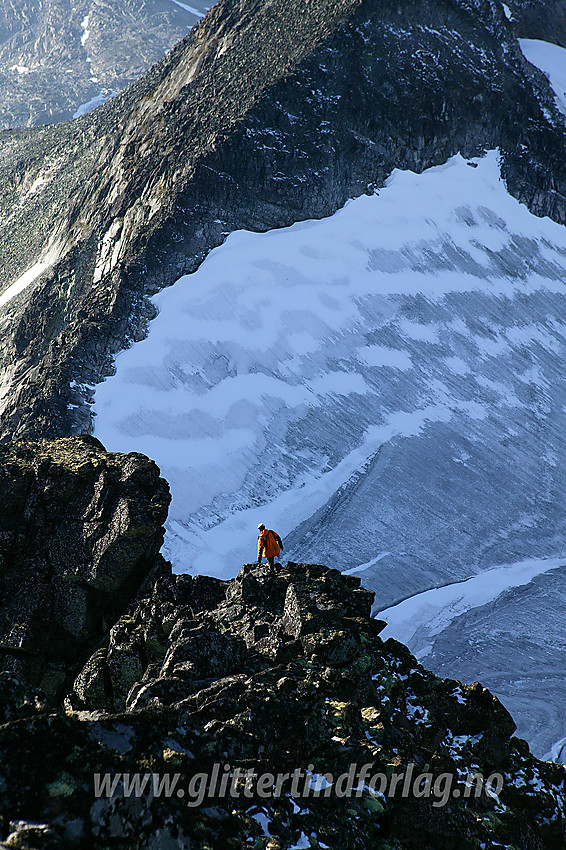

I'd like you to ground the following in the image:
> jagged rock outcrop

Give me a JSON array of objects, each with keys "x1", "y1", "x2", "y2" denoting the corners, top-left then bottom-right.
[
  {"x1": 0, "y1": 559, "x2": 564, "y2": 848},
  {"x1": 0, "y1": 0, "x2": 565, "y2": 441},
  {"x1": 0, "y1": 434, "x2": 170, "y2": 697}
]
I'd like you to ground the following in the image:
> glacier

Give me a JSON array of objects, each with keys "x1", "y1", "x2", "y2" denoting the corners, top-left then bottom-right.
[{"x1": 94, "y1": 150, "x2": 566, "y2": 758}]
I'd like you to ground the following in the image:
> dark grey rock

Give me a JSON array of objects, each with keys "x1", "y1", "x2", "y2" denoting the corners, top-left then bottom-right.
[
  {"x1": 506, "y1": 0, "x2": 566, "y2": 47},
  {"x1": 0, "y1": 434, "x2": 170, "y2": 697},
  {"x1": 1, "y1": 560, "x2": 562, "y2": 849}
]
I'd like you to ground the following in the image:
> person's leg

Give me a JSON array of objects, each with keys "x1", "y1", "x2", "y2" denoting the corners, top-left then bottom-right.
[{"x1": 267, "y1": 557, "x2": 275, "y2": 569}]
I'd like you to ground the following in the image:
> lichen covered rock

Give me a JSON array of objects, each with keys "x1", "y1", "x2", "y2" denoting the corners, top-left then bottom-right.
[
  {"x1": 0, "y1": 434, "x2": 170, "y2": 696},
  {"x1": 0, "y1": 561, "x2": 563, "y2": 849}
]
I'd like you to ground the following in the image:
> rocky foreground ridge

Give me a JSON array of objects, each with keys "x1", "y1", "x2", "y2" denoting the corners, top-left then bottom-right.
[
  {"x1": 0, "y1": 439, "x2": 564, "y2": 849},
  {"x1": 0, "y1": 435, "x2": 170, "y2": 698}
]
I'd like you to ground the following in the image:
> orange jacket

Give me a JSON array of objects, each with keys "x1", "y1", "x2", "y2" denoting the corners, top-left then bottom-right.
[{"x1": 258, "y1": 528, "x2": 282, "y2": 559}]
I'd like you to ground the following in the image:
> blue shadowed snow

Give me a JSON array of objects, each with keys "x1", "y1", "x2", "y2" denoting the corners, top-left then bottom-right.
[
  {"x1": 94, "y1": 150, "x2": 566, "y2": 757},
  {"x1": 519, "y1": 38, "x2": 566, "y2": 117}
]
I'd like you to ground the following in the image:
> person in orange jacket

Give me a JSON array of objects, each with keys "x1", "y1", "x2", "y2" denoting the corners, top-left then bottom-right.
[{"x1": 257, "y1": 523, "x2": 284, "y2": 568}]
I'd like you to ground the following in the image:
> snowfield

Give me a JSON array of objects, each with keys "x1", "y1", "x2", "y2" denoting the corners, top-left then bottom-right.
[
  {"x1": 379, "y1": 556, "x2": 566, "y2": 659},
  {"x1": 519, "y1": 38, "x2": 566, "y2": 117},
  {"x1": 94, "y1": 150, "x2": 566, "y2": 758}
]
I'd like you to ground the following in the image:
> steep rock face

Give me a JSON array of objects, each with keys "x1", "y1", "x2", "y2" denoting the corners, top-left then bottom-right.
[
  {"x1": 0, "y1": 434, "x2": 170, "y2": 697},
  {"x1": 0, "y1": 0, "x2": 565, "y2": 441},
  {"x1": 0, "y1": 0, "x2": 204, "y2": 129},
  {"x1": 507, "y1": 0, "x2": 566, "y2": 47},
  {"x1": 0, "y1": 561, "x2": 564, "y2": 848}
]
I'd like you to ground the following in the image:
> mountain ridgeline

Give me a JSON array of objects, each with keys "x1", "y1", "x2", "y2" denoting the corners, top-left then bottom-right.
[
  {"x1": 0, "y1": 0, "x2": 565, "y2": 442},
  {"x1": 2, "y1": 2, "x2": 566, "y2": 845}
]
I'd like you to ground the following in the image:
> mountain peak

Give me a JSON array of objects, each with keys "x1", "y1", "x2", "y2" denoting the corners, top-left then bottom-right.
[{"x1": 1, "y1": 0, "x2": 566, "y2": 442}]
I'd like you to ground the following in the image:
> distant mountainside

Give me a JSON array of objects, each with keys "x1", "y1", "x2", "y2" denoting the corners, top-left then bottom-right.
[
  {"x1": 0, "y1": 0, "x2": 565, "y2": 444},
  {"x1": 1, "y1": 0, "x2": 563, "y2": 133},
  {"x1": 0, "y1": 0, "x2": 206, "y2": 129}
]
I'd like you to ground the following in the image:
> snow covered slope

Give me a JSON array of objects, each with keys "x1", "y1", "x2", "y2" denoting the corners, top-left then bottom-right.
[
  {"x1": 379, "y1": 555, "x2": 566, "y2": 760},
  {"x1": 94, "y1": 151, "x2": 566, "y2": 756},
  {"x1": 520, "y1": 38, "x2": 566, "y2": 116}
]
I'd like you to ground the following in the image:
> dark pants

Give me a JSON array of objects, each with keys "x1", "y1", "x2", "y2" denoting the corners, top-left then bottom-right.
[{"x1": 259, "y1": 556, "x2": 276, "y2": 568}]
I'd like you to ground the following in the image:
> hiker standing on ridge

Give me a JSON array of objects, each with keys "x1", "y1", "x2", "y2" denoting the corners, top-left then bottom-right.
[{"x1": 257, "y1": 523, "x2": 284, "y2": 569}]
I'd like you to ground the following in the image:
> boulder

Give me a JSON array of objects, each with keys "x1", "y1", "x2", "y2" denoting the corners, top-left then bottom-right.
[{"x1": 0, "y1": 435, "x2": 170, "y2": 697}]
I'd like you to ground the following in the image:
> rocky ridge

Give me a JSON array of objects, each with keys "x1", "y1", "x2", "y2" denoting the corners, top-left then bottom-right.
[
  {"x1": 0, "y1": 439, "x2": 564, "y2": 848},
  {"x1": 0, "y1": 434, "x2": 170, "y2": 699},
  {"x1": 1, "y1": 556, "x2": 565, "y2": 848},
  {"x1": 0, "y1": 0, "x2": 566, "y2": 441}
]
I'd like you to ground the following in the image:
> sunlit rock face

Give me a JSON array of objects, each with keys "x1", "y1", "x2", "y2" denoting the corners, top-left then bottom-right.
[{"x1": 94, "y1": 152, "x2": 566, "y2": 758}]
